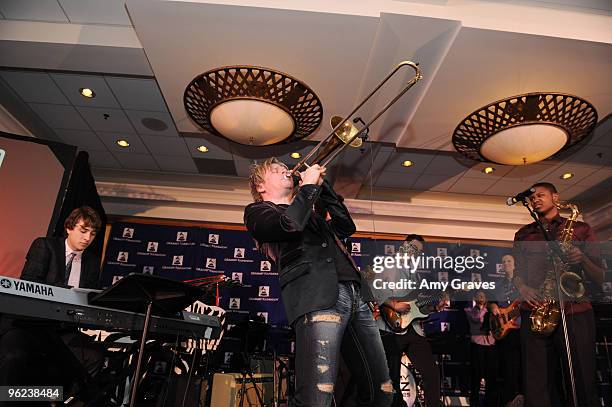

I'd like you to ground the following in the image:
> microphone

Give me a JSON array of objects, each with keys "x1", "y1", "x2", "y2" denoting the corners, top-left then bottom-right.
[{"x1": 506, "y1": 187, "x2": 536, "y2": 206}]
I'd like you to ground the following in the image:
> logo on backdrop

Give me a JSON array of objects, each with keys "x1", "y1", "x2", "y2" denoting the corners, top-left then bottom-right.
[
  {"x1": 206, "y1": 258, "x2": 217, "y2": 269},
  {"x1": 258, "y1": 286, "x2": 270, "y2": 298},
  {"x1": 229, "y1": 298, "x2": 241, "y2": 309},
  {"x1": 257, "y1": 312, "x2": 269, "y2": 323},
  {"x1": 208, "y1": 234, "x2": 219, "y2": 244},
  {"x1": 384, "y1": 245, "x2": 395, "y2": 255},
  {"x1": 117, "y1": 252, "x2": 129, "y2": 263},
  {"x1": 351, "y1": 242, "x2": 361, "y2": 253},
  {"x1": 112, "y1": 275, "x2": 124, "y2": 284},
  {"x1": 260, "y1": 261, "x2": 271, "y2": 272},
  {"x1": 143, "y1": 266, "x2": 154, "y2": 275},
  {"x1": 172, "y1": 255, "x2": 184, "y2": 266},
  {"x1": 231, "y1": 272, "x2": 243, "y2": 284},
  {"x1": 234, "y1": 248, "x2": 245, "y2": 258},
  {"x1": 176, "y1": 232, "x2": 188, "y2": 242},
  {"x1": 147, "y1": 242, "x2": 159, "y2": 253},
  {"x1": 122, "y1": 228, "x2": 134, "y2": 238}
]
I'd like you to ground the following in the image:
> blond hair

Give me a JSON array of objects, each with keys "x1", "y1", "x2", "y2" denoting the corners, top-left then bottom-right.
[{"x1": 248, "y1": 157, "x2": 287, "y2": 202}]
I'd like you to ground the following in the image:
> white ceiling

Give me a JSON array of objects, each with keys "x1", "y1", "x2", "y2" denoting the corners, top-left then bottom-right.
[{"x1": 0, "y1": 0, "x2": 610, "y2": 208}]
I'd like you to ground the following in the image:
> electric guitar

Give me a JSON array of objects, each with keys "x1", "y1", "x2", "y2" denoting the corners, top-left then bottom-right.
[
  {"x1": 489, "y1": 300, "x2": 521, "y2": 340},
  {"x1": 373, "y1": 291, "x2": 448, "y2": 335}
]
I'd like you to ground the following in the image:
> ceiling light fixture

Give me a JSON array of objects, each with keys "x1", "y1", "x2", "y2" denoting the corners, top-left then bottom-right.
[
  {"x1": 402, "y1": 160, "x2": 413, "y2": 167},
  {"x1": 452, "y1": 93, "x2": 597, "y2": 165},
  {"x1": 483, "y1": 166, "x2": 495, "y2": 174},
  {"x1": 561, "y1": 172, "x2": 574, "y2": 180},
  {"x1": 116, "y1": 139, "x2": 129, "y2": 147},
  {"x1": 196, "y1": 145, "x2": 209, "y2": 153},
  {"x1": 184, "y1": 66, "x2": 323, "y2": 146},
  {"x1": 79, "y1": 88, "x2": 95, "y2": 98}
]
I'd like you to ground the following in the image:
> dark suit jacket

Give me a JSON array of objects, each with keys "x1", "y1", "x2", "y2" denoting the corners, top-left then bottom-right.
[
  {"x1": 20, "y1": 236, "x2": 101, "y2": 289},
  {"x1": 244, "y1": 180, "x2": 366, "y2": 324}
]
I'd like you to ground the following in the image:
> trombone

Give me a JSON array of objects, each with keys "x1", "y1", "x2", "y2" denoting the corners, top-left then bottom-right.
[{"x1": 286, "y1": 60, "x2": 422, "y2": 178}]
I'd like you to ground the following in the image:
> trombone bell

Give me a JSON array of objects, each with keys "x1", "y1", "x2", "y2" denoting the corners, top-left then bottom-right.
[{"x1": 331, "y1": 116, "x2": 363, "y2": 148}]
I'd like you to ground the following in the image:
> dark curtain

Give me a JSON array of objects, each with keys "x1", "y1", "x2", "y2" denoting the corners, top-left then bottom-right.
[{"x1": 53, "y1": 151, "x2": 107, "y2": 259}]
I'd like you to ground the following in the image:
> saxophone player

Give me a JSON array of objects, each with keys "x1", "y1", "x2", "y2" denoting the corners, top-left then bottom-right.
[{"x1": 512, "y1": 182, "x2": 604, "y2": 407}]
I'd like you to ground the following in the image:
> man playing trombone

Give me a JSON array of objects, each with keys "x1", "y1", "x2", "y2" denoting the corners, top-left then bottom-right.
[{"x1": 244, "y1": 158, "x2": 393, "y2": 407}]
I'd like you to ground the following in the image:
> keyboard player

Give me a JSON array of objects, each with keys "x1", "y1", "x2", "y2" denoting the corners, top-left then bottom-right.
[{"x1": 0, "y1": 207, "x2": 105, "y2": 400}]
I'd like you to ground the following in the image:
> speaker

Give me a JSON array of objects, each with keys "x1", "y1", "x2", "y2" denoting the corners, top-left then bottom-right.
[{"x1": 210, "y1": 373, "x2": 274, "y2": 407}]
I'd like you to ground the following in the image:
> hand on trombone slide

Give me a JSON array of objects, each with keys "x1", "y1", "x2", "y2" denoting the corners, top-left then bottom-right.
[{"x1": 299, "y1": 164, "x2": 326, "y2": 186}]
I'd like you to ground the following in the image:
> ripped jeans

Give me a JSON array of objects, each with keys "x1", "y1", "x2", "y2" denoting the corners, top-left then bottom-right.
[{"x1": 293, "y1": 281, "x2": 393, "y2": 407}]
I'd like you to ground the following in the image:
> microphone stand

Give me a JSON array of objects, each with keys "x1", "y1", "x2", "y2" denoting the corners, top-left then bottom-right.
[{"x1": 520, "y1": 199, "x2": 578, "y2": 407}]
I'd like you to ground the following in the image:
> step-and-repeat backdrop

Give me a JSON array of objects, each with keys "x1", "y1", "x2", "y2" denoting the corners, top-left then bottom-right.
[{"x1": 102, "y1": 222, "x2": 612, "y2": 328}]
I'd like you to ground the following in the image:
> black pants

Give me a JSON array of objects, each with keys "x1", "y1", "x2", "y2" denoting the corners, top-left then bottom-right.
[
  {"x1": 469, "y1": 342, "x2": 498, "y2": 407},
  {"x1": 521, "y1": 309, "x2": 598, "y2": 407},
  {"x1": 497, "y1": 329, "x2": 521, "y2": 405},
  {"x1": 0, "y1": 324, "x2": 105, "y2": 403},
  {"x1": 381, "y1": 327, "x2": 440, "y2": 407}
]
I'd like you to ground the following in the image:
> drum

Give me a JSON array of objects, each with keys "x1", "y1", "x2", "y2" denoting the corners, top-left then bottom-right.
[{"x1": 400, "y1": 354, "x2": 417, "y2": 406}]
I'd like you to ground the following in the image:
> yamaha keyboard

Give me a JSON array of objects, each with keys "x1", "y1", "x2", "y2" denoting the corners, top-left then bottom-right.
[{"x1": 0, "y1": 277, "x2": 221, "y2": 340}]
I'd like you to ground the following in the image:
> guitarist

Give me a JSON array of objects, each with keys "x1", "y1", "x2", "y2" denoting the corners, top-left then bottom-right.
[
  {"x1": 488, "y1": 254, "x2": 523, "y2": 407},
  {"x1": 377, "y1": 234, "x2": 442, "y2": 407}
]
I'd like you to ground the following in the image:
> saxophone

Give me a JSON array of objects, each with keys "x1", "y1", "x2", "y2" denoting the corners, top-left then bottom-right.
[{"x1": 529, "y1": 202, "x2": 586, "y2": 335}]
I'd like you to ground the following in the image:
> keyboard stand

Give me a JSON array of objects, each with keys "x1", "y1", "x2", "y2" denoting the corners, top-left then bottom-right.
[{"x1": 89, "y1": 273, "x2": 205, "y2": 407}]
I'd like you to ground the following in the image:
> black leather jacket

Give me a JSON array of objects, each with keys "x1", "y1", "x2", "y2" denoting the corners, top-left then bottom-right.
[{"x1": 244, "y1": 181, "x2": 362, "y2": 324}]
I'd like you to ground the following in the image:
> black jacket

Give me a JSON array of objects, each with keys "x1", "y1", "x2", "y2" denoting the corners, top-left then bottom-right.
[
  {"x1": 20, "y1": 236, "x2": 101, "y2": 289},
  {"x1": 244, "y1": 181, "x2": 364, "y2": 324}
]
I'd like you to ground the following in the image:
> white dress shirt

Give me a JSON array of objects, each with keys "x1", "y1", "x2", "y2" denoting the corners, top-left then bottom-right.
[{"x1": 65, "y1": 240, "x2": 83, "y2": 288}]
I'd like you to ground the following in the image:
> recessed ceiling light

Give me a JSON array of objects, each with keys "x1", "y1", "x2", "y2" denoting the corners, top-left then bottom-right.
[
  {"x1": 290, "y1": 152, "x2": 301, "y2": 159},
  {"x1": 483, "y1": 166, "x2": 495, "y2": 174},
  {"x1": 79, "y1": 88, "x2": 95, "y2": 98},
  {"x1": 116, "y1": 139, "x2": 129, "y2": 147},
  {"x1": 196, "y1": 145, "x2": 209, "y2": 153},
  {"x1": 561, "y1": 172, "x2": 574, "y2": 180},
  {"x1": 402, "y1": 160, "x2": 413, "y2": 167}
]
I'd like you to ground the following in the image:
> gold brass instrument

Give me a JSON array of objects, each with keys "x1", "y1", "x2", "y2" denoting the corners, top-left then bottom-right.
[
  {"x1": 286, "y1": 61, "x2": 422, "y2": 178},
  {"x1": 530, "y1": 202, "x2": 585, "y2": 335}
]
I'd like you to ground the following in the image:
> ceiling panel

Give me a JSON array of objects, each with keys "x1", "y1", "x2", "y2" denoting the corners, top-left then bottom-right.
[
  {"x1": 575, "y1": 167, "x2": 612, "y2": 187},
  {"x1": 1, "y1": 71, "x2": 69, "y2": 104},
  {"x1": 378, "y1": 149, "x2": 437, "y2": 174},
  {"x1": 54, "y1": 128, "x2": 107, "y2": 151},
  {"x1": 0, "y1": 0, "x2": 68, "y2": 22},
  {"x1": 77, "y1": 107, "x2": 135, "y2": 133},
  {"x1": 183, "y1": 135, "x2": 233, "y2": 160},
  {"x1": 193, "y1": 158, "x2": 236, "y2": 176},
  {"x1": 113, "y1": 152, "x2": 160, "y2": 171},
  {"x1": 141, "y1": 134, "x2": 190, "y2": 157},
  {"x1": 448, "y1": 177, "x2": 498, "y2": 194},
  {"x1": 460, "y1": 162, "x2": 514, "y2": 180},
  {"x1": 50, "y1": 73, "x2": 121, "y2": 108},
  {"x1": 412, "y1": 173, "x2": 463, "y2": 192},
  {"x1": 124, "y1": 110, "x2": 178, "y2": 137},
  {"x1": 421, "y1": 154, "x2": 472, "y2": 176},
  {"x1": 87, "y1": 150, "x2": 122, "y2": 169},
  {"x1": 28, "y1": 103, "x2": 90, "y2": 130},
  {"x1": 154, "y1": 155, "x2": 199, "y2": 173},
  {"x1": 230, "y1": 143, "x2": 276, "y2": 161},
  {"x1": 502, "y1": 163, "x2": 559, "y2": 181},
  {"x1": 97, "y1": 131, "x2": 148, "y2": 154},
  {"x1": 105, "y1": 77, "x2": 168, "y2": 112},
  {"x1": 544, "y1": 164, "x2": 602, "y2": 188},
  {"x1": 58, "y1": 0, "x2": 132, "y2": 26},
  {"x1": 374, "y1": 172, "x2": 420, "y2": 188},
  {"x1": 485, "y1": 179, "x2": 539, "y2": 197},
  {"x1": 564, "y1": 145, "x2": 612, "y2": 168}
]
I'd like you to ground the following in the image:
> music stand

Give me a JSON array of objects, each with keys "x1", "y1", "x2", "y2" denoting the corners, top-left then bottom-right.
[{"x1": 89, "y1": 273, "x2": 205, "y2": 407}]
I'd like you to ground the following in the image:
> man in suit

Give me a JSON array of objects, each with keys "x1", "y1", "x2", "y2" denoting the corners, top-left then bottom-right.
[
  {"x1": 0, "y1": 206, "x2": 104, "y2": 399},
  {"x1": 21, "y1": 206, "x2": 102, "y2": 288},
  {"x1": 244, "y1": 158, "x2": 393, "y2": 407}
]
